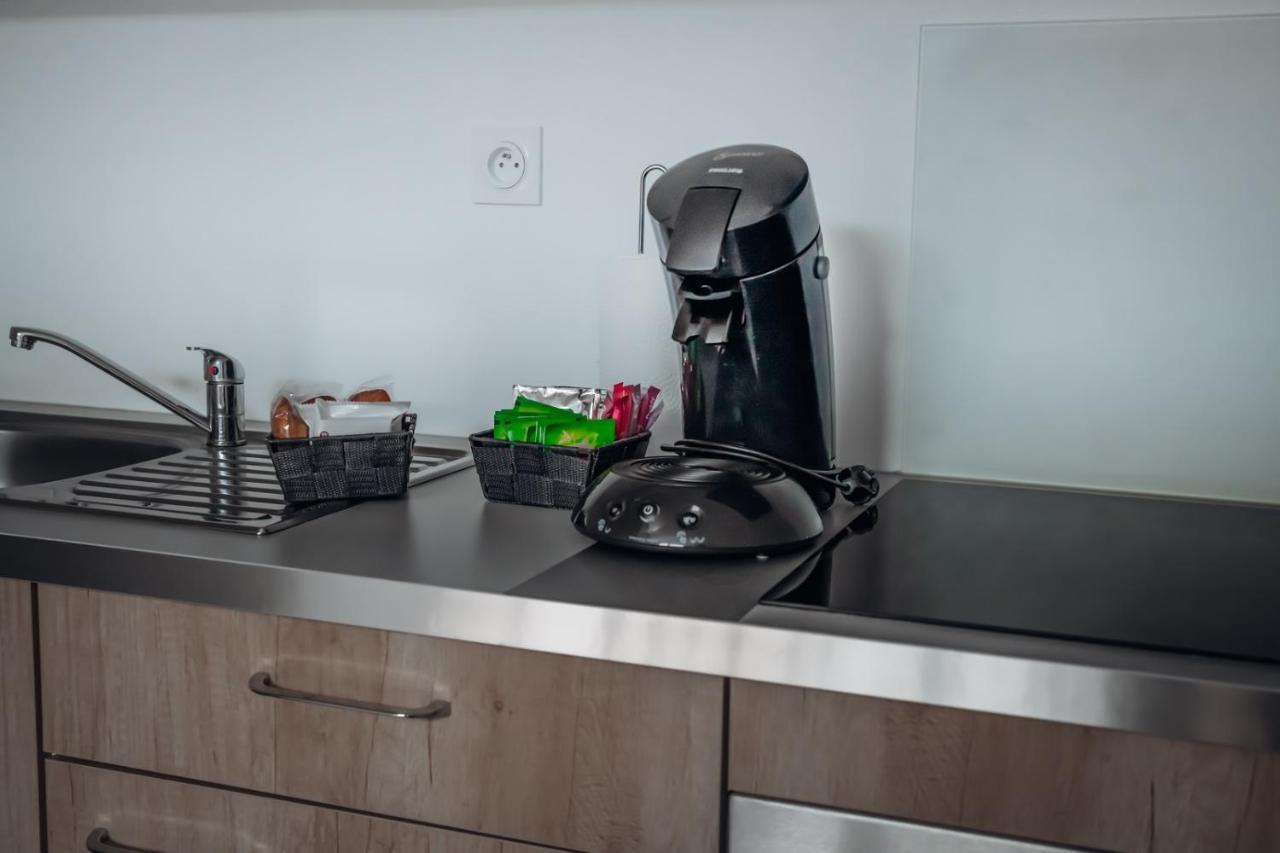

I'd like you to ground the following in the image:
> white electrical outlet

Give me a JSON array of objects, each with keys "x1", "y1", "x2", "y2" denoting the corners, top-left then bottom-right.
[{"x1": 472, "y1": 125, "x2": 542, "y2": 205}]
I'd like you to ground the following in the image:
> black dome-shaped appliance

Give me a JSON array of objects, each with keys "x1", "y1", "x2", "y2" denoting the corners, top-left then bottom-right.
[{"x1": 571, "y1": 456, "x2": 824, "y2": 555}]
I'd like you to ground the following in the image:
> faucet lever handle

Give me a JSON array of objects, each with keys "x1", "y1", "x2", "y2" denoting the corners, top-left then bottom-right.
[{"x1": 187, "y1": 346, "x2": 243, "y2": 384}]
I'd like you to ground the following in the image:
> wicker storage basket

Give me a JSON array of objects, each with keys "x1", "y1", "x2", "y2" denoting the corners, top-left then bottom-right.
[
  {"x1": 469, "y1": 429, "x2": 650, "y2": 509},
  {"x1": 267, "y1": 414, "x2": 416, "y2": 504}
]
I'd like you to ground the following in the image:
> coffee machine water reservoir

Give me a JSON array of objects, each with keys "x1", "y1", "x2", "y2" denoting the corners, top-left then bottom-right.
[{"x1": 648, "y1": 144, "x2": 835, "y2": 471}]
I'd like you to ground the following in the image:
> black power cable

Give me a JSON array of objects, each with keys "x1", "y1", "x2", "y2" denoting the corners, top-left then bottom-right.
[{"x1": 660, "y1": 439, "x2": 880, "y2": 505}]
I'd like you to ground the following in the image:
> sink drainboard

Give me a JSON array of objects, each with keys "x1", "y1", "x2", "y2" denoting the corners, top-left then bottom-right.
[{"x1": 12, "y1": 442, "x2": 471, "y2": 534}]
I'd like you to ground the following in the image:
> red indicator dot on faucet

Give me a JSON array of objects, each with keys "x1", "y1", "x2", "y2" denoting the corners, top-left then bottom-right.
[{"x1": 209, "y1": 365, "x2": 218, "y2": 377}]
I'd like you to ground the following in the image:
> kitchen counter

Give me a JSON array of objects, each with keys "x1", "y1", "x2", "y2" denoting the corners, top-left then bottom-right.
[{"x1": 2, "y1": 401, "x2": 1279, "y2": 753}]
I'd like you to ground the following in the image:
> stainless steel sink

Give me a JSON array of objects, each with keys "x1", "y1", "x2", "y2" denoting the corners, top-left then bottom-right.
[
  {"x1": 0, "y1": 427, "x2": 181, "y2": 490},
  {"x1": 0, "y1": 407, "x2": 473, "y2": 534}
]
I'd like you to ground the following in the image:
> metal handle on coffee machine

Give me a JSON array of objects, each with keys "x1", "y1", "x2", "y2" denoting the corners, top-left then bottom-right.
[{"x1": 638, "y1": 164, "x2": 666, "y2": 255}]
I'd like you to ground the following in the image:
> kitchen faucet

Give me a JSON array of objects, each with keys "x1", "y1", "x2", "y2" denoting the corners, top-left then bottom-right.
[{"x1": 9, "y1": 327, "x2": 246, "y2": 447}]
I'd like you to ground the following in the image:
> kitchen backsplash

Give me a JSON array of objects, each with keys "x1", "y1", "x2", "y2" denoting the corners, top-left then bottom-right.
[{"x1": 1, "y1": 0, "x2": 1276, "y2": 496}]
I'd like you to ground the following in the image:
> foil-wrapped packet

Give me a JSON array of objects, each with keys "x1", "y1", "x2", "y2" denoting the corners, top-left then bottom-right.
[{"x1": 513, "y1": 384, "x2": 611, "y2": 419}]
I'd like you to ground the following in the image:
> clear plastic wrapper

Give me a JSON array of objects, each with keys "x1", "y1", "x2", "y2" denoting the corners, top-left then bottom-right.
[
  {"x1": 270, "y1": 379, "x2": 406, "y2": 439},
  {"x1": 303, "y1": 400, "x2": 410, "y2": 437},
  {"x1": 348, "y1": 376, "x2": 395, "y2": 403},
  {"x1": 270, "y1": 383, "x2": 346, "y2": 439},
  {"x1": 270, "y1": 393, "x2": 309, "y2": 439},
  {"x1": 282, "y1": 382, "x2": 344, "y2": 406}
]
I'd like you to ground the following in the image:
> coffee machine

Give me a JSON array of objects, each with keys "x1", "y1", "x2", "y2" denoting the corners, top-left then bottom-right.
[
  {"x1": 572, "y1": 145, "x2": 877, "y2": 555},
  {"x1": 648, "y1": 144, "x2": 835, "y2": 473}
]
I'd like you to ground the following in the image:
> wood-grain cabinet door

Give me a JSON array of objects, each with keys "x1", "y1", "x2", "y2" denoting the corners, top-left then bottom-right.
[
  {"x1": 39, "y1": 585, "x2": 723, "y2": 853},
  {"x1": 267, "y1": 615, "x2": 723, "y2": 853},
  {"x1": 729, "y1": 678, "x2": 1280, "y2": 853},
  {"x1": 40, "y1": 584, "x2": 277, "y2": 789},
  {"x1": 46, "y1": 760, "x2": 557, "y2": 853},
  {"x1": 0, "y1": 579, "x2": 40, "y2": 853}
]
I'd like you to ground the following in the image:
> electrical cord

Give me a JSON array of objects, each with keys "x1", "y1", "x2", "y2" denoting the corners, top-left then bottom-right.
[{"x1": 660, "y1": 438, "x2": 880, "y2": 505}]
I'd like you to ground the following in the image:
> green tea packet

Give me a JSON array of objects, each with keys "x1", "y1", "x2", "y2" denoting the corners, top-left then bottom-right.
[
  {"x1": 493, "y1": 397, "x2": 616, "y2": 447},
  {"x1": 543, "y1": 417, "x2": 616, "y2": 448},
  {"x1": 512, "y1": 395, "x2": 565, "y2": 414}
]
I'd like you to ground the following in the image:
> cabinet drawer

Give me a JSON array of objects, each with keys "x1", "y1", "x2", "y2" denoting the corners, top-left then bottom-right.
[
  {"x1": 46, "y1": 759, "x2": 555, "y2": 852},
  {"x1": 728, "y1": 679, "x2": 1280, "y2": 853},
  {"x1": 0, "y1": 580, "x2": 40, "y2": 853},
  {"x1": 727, "y1": 795, "x2": 1079, "y2": 853},
  {"x1": 40, "y1": 585, "x2": 723, "y2": 853}
]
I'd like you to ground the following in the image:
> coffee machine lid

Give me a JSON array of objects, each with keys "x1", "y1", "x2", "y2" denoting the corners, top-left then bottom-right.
[{"x1": 647, "y1": 144, "x2": 820, "y2": 278}]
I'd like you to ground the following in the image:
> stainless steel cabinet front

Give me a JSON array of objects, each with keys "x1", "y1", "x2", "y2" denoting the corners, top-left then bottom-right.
[{"x1": 727, "y1": 796, "x2": 1089, "y2": 853}]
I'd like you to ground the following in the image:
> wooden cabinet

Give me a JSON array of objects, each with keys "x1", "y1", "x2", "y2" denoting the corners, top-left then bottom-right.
[
  {"x1": 0, "y1": 579, "x2": 40, "y2": 852},
  {"x1": 39, "y1": 585, "x2": 723, "y2": 853},
  {"x1": 728, "y1": 679, "x2": 1280, "y2": 853},
  {"x1": 39, "y1": 582, "x2": 276, "y2": 790},
  {"x1": 46, "y1": 760, "x2": 556, "y2": 852},
  {"x1": 41, "y1": 582, "x2": 1280, "y2": 853}
]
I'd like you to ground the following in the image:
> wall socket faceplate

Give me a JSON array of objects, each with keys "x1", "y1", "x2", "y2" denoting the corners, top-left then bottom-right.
[{"x1": 472, "y1": 125, "x2": 542, "y2": 205}]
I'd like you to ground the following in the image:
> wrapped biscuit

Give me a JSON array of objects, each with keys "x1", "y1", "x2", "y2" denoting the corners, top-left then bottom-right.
[
  {"x1": 270, "y1": 379, "x2": 407, "y2": 438},
  {"x1": 349, "y1": 376, "x2": 395, "y2": 403},
  {"x1": 303, "y1": 400, "x2": 410, "y2": 436},
  {"x1": 270, "y1": 394, "x2": 309, "y2": 439}
]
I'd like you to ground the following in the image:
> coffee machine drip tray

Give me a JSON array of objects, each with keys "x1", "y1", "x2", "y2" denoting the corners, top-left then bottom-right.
[{"x1": 761, "y1": 478, "x2": 1280, "y2": 664}]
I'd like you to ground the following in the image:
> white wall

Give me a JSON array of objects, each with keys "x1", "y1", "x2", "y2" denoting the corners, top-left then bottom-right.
[
  {"x1": 905, "y1": 17, "x2": 1280, "y2": 503},
  {"x1": 2, "y1": 0, "x2": 1277, "y2": 477}
]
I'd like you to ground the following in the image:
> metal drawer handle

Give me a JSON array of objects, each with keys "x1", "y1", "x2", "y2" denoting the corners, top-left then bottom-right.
[
  {"x1": 87, "y1": 828, "x2": 160, "y2": 853},
  {"x1": 248, "y1": 671, "x2": 451, "y2": 719}
]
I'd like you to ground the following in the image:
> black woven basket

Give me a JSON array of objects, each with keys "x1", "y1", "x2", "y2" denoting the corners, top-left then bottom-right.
[
  {"x1": 469, "y1": 429, "x2": 651, "y2": 509},
  {"x1": 267, "y1": 414, "x2": 417, "y2": 504}
]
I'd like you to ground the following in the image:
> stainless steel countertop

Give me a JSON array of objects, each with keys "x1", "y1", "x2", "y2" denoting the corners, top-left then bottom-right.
[{"x1": 2, "y1": 402, "x2": 1278, "y2": 753}]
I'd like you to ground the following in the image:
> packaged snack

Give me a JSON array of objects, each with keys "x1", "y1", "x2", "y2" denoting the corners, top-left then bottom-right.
[
  {"x1": 284, "y1": 382, "x2": 343, "y2": 405},
  {"x1": 270, "y1": 394, "x2": 309, "y2": 439},
  {"x1": 304, "y1": 400, "x2": 410, "y2": 437},
  {"x1": 348, "y1": 388, "x2": 392, "y2": 403},
  {"x1": 512, "y1": 396, "x2": 567, "y2": 415},
  {"x1": 544, "y1": 417, "x2": 616, "y2": 448},
  {"x1": 271, "y1": 379, "x2": 408, "y2": 438},
  {"x1": 494, "y1": 396, "x2": 619, "y2": 448},
  {"x1": 349, "y1": 376, "x2": 395, "y2": 403},
  {"x1": 599, "y1": 383, "x2": 663, "y2": 438},
  {"x1": 609, "y1": 383, "x2": 637, "y2": 438},
  {"x1": 513, "y1": 385, "x2": 611, "y2": 418},
  {"x1": 636, "y1": 385, "x2": 663, "y2": 433},
  {"x1": 493, "y1": 407, "x2": 545, "y2": 442}
]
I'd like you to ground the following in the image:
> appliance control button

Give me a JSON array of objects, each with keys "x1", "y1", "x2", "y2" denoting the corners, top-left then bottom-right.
[
  {"x1": 814, "y1": 255, "x2": 830, "y2": 279},
  {"x1": 606, "y1": 502, "x2": 625, "y2": 521},
  {"x1": 638, "y1": 502, "x2": 660, "y2": 523},
  {"x1": 679, "y1": 508, "x2": 702, "y2": 529}
]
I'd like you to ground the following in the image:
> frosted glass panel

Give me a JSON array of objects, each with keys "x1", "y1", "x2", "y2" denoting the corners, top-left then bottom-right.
[{"x1": 904, "y1": 16, "x2": 1280, "y2": 503}]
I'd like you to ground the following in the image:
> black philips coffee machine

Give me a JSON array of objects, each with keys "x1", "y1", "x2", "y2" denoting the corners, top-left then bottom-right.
[
  {"x1": 648, "y1": 144, "x2": 835, "y2": 472},
  {"x1": 573, "y1": 145, "x2": 877, "y2": 555}
]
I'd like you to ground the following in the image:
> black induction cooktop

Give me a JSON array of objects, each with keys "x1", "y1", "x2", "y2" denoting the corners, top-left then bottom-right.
[{"x1": 761, "y1": 478, "x2": 1280, "y2": 664}]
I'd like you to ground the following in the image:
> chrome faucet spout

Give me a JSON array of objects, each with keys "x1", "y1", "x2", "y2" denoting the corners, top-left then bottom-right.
[{"x1": 7, "y1": 326, "x2": 246, "y2": 447}]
